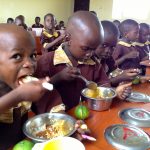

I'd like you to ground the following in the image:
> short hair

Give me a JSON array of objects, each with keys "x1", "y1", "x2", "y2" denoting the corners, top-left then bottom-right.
[
  {"x1": 113, "y1": 20, "x2": 120, "y2": 24},
  {"x1": 119, "y1": 19, "x2": 138, "y2": 37},
  {"x1": 7, "y1": 18, "x2": 14, "y2": 23},
  {"x1": 35, "y1": 16, "x2": 40, "y2": 20},
  {"x1": 59, "y1": 21, "x2": 64, "y2": 24},
  {"x1": 44, "y1": 13, "x2": 54, "y2": 21},
  {"x1": 90, "y1": 11, "x2": 97, "y2": 16},
  {"x1": 139, "y1": 23, "x2": 149, "y2": 32},
  {"x1": 102, "y1": 20, "x2": 119, "y2": 38}
]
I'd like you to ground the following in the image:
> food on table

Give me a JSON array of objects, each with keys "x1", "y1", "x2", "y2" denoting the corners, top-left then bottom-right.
[
  {"x1": 13, "y1": 140, "x2": 34, "y2": 150},
  {"x1": 85, "y1": 88, "x2": 113, "y2": 99},
  {"x1": 74, "y1": 105, "x2": 89, "y2": 120},
  {"x1": 132, "y1": 76, "x2": 140, "y2": 84},
  {"x1": 85, "y1": 88, "x2": 100, "y2": 98},
  {"x1": 32, "y1": 119, "x2": 73, "y2": 139}
]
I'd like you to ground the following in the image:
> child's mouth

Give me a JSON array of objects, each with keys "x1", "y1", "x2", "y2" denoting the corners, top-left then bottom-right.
[{"x1": 18, "y1": 75, "x2": 38, "y2": 85}]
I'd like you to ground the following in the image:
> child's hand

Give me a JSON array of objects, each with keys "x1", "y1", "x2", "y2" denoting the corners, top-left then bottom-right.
[
  {"x1": 17, "y1": 77, "x2": 50, "y2": 102},
  {"x1": 140, "y1": 76, "x2": 150, "y2": 83},
  {"x1": 57, "y1": 66, "x2": 81, "y2": 81},
  {"x1": 125, "y1": 51, "x2": 139, "y2": 59},
  {"x1": 74, "y1": 120, "x2": 91, "y2": 141},
  {"x1": 57, "y1": 34, "x2": 66, "y2": 42},
  {"x1": 116, "y1": 82, "x2": 132, "y2": 100},
  {"x1": 121, "y1": 69, "x2": 139, "y2": 81}
]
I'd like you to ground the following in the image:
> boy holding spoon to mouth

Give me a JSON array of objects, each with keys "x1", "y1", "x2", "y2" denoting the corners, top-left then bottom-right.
[{"x1": 0, "y1": 24, "x2": 63, "y2": 149}]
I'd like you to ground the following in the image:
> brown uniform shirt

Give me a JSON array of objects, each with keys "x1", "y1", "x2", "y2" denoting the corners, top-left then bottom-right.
[
  {"x1": 113, "y1": 41, "x2": 142, "y2": 70},
  {"x1": 34, "y1": 45, "x2": 110, "y2": 110},
  {"x1": 40, "y1": 28, "x2": 61, "y2": 53}
]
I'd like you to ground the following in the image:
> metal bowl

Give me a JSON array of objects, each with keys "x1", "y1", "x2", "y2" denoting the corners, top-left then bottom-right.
[
  {"x1": 81, "y1": 87, "x2": 116, "y2": 111},
  {"x1": 23, "y1": 113, "x2": 76, "y2": 143},
  {"x1": 109, "y1": 68, "x2": 123, "y2": 78}
]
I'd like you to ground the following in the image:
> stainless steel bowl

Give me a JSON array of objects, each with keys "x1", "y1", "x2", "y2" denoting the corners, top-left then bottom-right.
[
  {"x1": 81, "y1": 87, "x2": 116, "y2": 111},
  {"x1": 23, "y1": 113, "x2": 76, "y2": 143}
]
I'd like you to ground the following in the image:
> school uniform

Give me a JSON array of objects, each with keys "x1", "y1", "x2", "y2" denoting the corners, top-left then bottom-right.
[
  {"x1": 132, "y1": 42, "x2": 149, "y2": 75},
  {"x1": 101, "y1": 57, "x2": 116, "y2": 75},
  {"x1": 34, "y1": 45, "x2": 110, "y2": 110},
  {"x1": 0, "y1": 82, "x2": 30, "y2": 149},
  {"x1": 113, "y1": 41, "x2": 143, "y2": 70},
  {"x1": 132, "y1": 42, "x2": 149, "y2": 59},
  {"x1": 40, "y1": 28, "x2": 61, "y2": 53}
]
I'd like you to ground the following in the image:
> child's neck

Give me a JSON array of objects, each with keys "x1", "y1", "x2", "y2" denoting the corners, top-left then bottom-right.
[
  {"x1": 122, "y1": 37, "x2": 132, "y2": 43},
  {"x1": 63, "y1": 43, "x2": 78, "y2": 67},
  {"x1": 46, "y1": 28, "x2": 55, "y2": 34}
]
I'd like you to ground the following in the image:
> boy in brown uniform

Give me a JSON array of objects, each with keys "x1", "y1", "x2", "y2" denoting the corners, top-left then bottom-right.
[
  {"x1": 40, "y1": 13, "x2": 65, "y2": 54},
  {"x1": 34, "y1": 11, "x2": 131, "y2": 111},
  {"x1": 133, "y1": 23, "x2": 149, "y2": 74},
  {"x1": 94, "y1": 20, "x2": 139, "y2": 86},
  {"x1": 0, "y1": 24, "x2": 59, "y2": 149},
  {"x1": 113, "y1": 19, "x2": 143, "y2": 70}
]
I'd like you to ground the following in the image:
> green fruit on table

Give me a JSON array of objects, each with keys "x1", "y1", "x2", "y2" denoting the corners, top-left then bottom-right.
[
  {"x1": 74, "y1": 105, "x2": 89, "y2": 120},
  {"x1": 132, "y1": 76, "x2": 140, "y2": 84},
  {"x1": 13, "y1": 140, "x2": 34, "y2": 150}
]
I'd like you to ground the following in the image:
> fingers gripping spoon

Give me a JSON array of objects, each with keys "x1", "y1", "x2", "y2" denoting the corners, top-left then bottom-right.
[{"x1": 20, "y1": 76, "x2": 53, "y2": 91}]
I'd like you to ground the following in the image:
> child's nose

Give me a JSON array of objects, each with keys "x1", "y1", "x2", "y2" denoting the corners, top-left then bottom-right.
[{"x1": 22, "y1": 58, "x2": 34, "y2": 68}]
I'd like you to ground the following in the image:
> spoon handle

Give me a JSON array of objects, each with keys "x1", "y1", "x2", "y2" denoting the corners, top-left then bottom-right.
[{"x1": 78, "y1": 75, "x2": 89, "y2": 85}]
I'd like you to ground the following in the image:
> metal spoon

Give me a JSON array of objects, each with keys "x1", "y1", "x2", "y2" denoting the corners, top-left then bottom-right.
[
  {"x1": 78, "y1": 75, "x2": 98, "y2": 90},
  {"x1": 66, "y1": 63, "x2": 98, "y2": 90}
]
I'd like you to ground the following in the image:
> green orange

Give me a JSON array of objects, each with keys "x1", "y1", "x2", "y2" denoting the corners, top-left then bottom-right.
[
  {"x1": 132, "y1": 76, "x2": 140, "y2": 84},
  {"x1": 13, "y1": 140, "x2": 34, "y2": 150},
  {"x1": 74, "y1": 105, "x2": 89, "y2": 120}
]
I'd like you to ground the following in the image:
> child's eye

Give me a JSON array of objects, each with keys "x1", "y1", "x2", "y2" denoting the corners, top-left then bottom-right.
[
  {"x1": 102, "y1": 44, "x2": 107, "y2": 48},
  {"x1": 12, "y1": 54, "x2": 22, "y2": 60},
  {"x1": 30, "y1": 53, "x2": 37, "y2": 60}
]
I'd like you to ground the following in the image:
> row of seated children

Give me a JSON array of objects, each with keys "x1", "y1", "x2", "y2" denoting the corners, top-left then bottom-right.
[
  {"x1": 7, "y1": 15, "x2": 65, "y2": 30},
  {"x1": 112, "y1": 19, "x2": 150, "y2": 75},
  {"x1": 7, "y1": 14, "x2": 66, "y2": 54},
  {"x1": 7, "y1": 15, "x2": 28, "y2": 30},
  {"x1": 0, "y1": 11, "x2": 132, "y2": 149}
]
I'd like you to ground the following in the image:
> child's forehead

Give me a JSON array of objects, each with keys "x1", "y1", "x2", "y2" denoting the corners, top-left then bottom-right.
[
  {"x1": 0, "y1": 24, "x2": 35, "y2": 49},
  {"x1": 45, "y1": 15, "x2": 54, "y2": 20}
]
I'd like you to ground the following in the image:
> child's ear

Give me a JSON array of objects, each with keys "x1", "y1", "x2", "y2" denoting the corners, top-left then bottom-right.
[{"x1": 64, "y1": 32, "x2": 71, "y2": 42}]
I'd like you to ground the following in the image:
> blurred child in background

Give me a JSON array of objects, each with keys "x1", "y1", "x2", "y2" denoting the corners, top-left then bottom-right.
[{"x1": 40, "y1": 13, "x2": 65, "y2": 54}]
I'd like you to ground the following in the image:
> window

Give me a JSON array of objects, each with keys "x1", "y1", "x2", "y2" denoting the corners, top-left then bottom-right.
[{"x1": 112, "y1": 0, "x2": 150, "y2": 20}]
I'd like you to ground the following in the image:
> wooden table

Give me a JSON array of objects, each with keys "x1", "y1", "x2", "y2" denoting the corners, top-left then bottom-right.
[
  {"x1": 146, "y1": 67, "x2": 150, "y2": 75},
  {"x1": 68, "y1": 83, "x2": 150, "y2": 150}
]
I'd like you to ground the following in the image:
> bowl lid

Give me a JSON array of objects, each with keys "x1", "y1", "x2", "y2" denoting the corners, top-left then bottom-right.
[
  {"x1": 104, "y1": 124, "x2": 150, "y2": 150},
  {"x1": 119, "y1": 108, "x2": 150, "y2": 127},
  {"x1": 126, "y1": 92, "x2": 150, "y2": 103}
]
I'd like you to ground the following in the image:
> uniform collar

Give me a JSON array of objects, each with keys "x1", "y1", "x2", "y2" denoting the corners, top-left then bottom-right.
[
  {"x1": 43, "y1": 28, "x2": 59, "y2": 38},
  {"x1": 53, "y1": 45, "x2": 96, "y2": 66},
  {"x1": 118, "y1": 41, "x2": 132, "y2": 47},
  {"x1": 132, "y1": 42, "x2": 145, "y2": 47}
]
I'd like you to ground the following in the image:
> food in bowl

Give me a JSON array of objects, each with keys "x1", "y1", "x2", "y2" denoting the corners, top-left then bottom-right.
[
  {"x1": 84, "y1": 87, "x2": 113, "y2": 99},
  {"x1": 34, "y1": 119, "x2": 73, "y2": 139},
  {"x1": 81, "y1": 87, "x2": 116, "y2": 111},
  {"x1": 23, "y1": 113, "x2": 76, "y2": 142}
]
